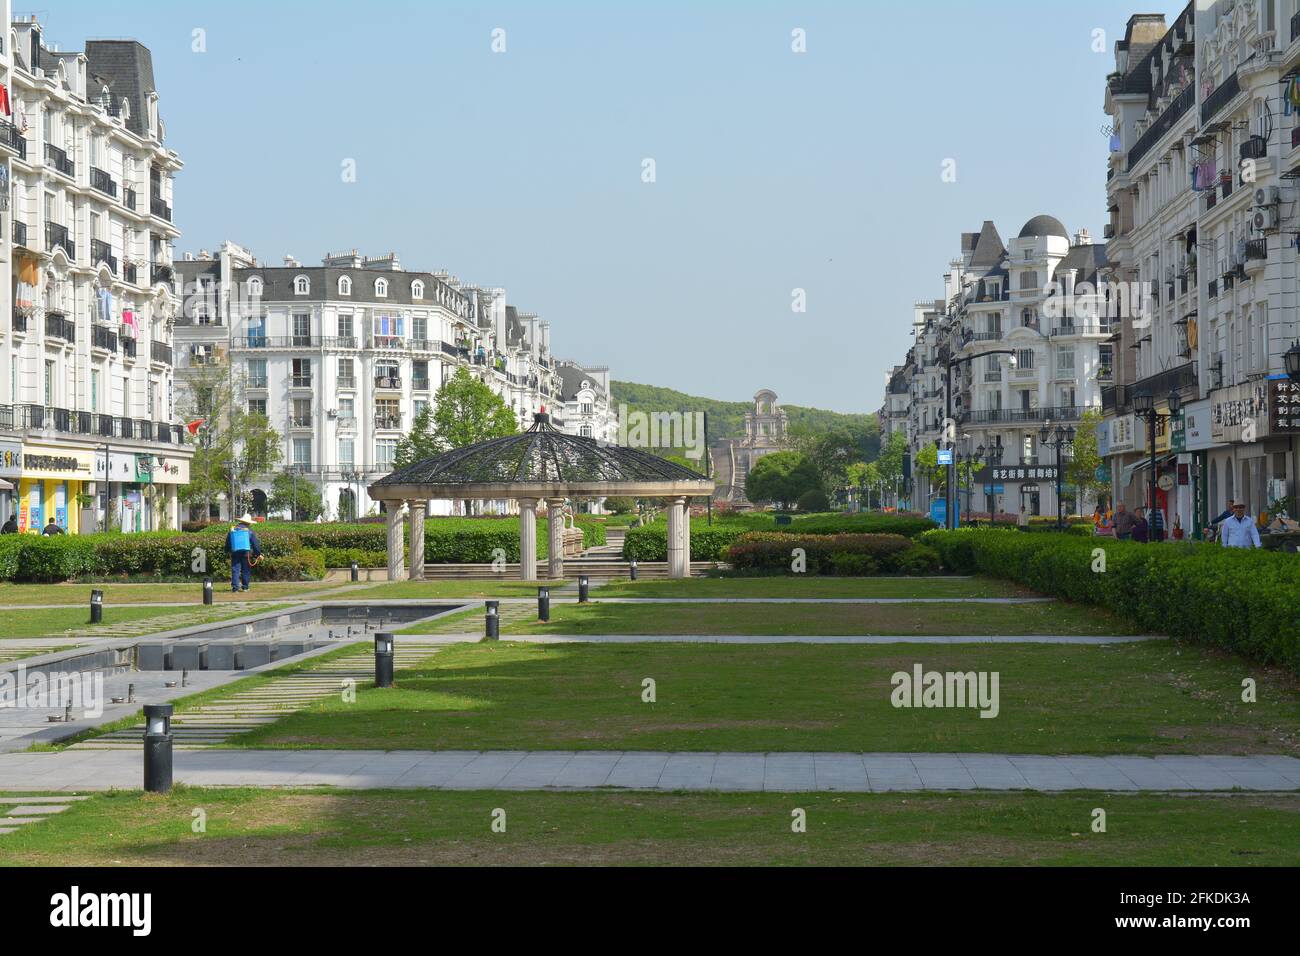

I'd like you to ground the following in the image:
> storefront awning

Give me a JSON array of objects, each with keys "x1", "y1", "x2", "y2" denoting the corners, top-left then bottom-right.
[
  {"x1": 1119, "y1": 454, "x2": 1177, "y2": 488},
  {"x1": 0, "y1": 479, "x2": 13, "y2": 491}
]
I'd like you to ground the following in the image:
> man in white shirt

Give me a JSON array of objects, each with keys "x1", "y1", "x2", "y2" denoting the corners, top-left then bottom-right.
[{"x1": 1219, "y1": 502, "x2": 1261, "y2": 549}]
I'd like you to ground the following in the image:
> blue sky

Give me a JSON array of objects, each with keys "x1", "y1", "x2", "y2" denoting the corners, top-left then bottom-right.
[{"x1": 45, "y1": 0, "x2": 1183, "y2": 413}]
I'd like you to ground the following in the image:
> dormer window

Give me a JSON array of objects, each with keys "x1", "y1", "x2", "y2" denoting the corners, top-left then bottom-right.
[
  {"x1": 411, "y1": 280, "x2": 424, "y2": 299},
  {"x1": 294, "y1": 275, "x2": 310, "y2": 295},
  {"x1": 375, "y1": 278, "x2": 389, "y2": 298},
  {"x1": 338, "y1": 275, "x2": 352, "y2": 296},
  {"x1": 246, "y1": 276, "x2": 264, "y2": 297}
]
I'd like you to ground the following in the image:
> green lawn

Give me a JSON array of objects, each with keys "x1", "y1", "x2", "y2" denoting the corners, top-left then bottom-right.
[
  {"x1": 233, "y1": 640, "x2": 1300, "y2": 755},
  {"x1": 592, "y1": 576, "x2": 1039, "y2": 599},
  {"x1": 1, "y1": 788, "x2": 1294, "y2": 866},
  {"x1": 0, "y1": 580, "x2": 339, "y2": 607},
  {"x1": 0, "y1": 603, "x2": 294, "y2": 640},
  {"x1": 348, "y1": 580, "x2": 571, "y2": 599},
  {"x1": 403, "y1": 599, "x2": 1138, "y2": 637}
]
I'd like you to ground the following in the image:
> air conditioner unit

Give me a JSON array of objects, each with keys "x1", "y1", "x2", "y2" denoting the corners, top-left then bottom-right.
[
  {"x1": 1254, "y1": 186, "x2": 1281, "y2": 206},
  {"x1": 327, "y1": 409, "x2": 338, "y2": 419},
  {"x1": 1253, "y1": 206, "x2": 1280, "y2": 232}
]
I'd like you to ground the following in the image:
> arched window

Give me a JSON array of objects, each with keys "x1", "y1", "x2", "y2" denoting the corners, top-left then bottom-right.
[
  {"x1": 338, "y1": 275, "x2": 352, "y2": 296},
  {"x1": 294, "y1": 275, "x2": 310, "y2": 295},
  {"x1": 375, "y1": 278, "x2": 389, "y2": 298},
  {"x1": 411, "y1": 280, "x2": 424, "y2": 299},
  {"x1": 246, "y1": 276, "x2": 264, "y2": 297}
]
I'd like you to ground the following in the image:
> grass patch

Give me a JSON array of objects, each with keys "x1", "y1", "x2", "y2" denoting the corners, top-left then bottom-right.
[
  {"x1": 347, "y1": 580, "x2": 571, "y2": 600},
  {"x1": 0, "y1": 603, "x2": 295, "y2": 641},
  {"x1": 0, "y1": 581, "x2": 341, "y2": 608},
  {"x1": 1, "y1": 787, "x2": 1295, "y2": 867},
  {"x1": 235, "y1": 639, "x2": 1300, "y2": 755},
  {"x1": 593, "y1": 576, "x2": 1039, "y2": 599},
  {"x1": 403, "y1": 599, "x2": 1139, "y2": 637}
]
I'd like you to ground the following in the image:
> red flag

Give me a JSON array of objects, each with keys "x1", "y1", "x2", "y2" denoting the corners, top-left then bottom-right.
[{"x1": 186, "y1": 419, "x2": 204, "y2": 435}]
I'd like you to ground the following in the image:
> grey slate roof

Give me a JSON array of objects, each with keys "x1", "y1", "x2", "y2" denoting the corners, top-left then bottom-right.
[
  {"x1": 967, "y1": 221, "x2": 1006, "y2": 271},
  {"x1": 232, "y1": 266, "x2": 468, "y2": 310},
  {"x1": 1055, "y1": 242, "x2": 1109, "y2": 285},
  {"x1": 1018, "y1": 215, "x2": 1069, "y2": 240},
  {"x1": 85, "y1": 40, "x2": 157, "y2": 138}
]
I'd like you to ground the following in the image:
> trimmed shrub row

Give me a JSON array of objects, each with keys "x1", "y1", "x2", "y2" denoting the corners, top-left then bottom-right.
[
  {"x1": 726, "y1": 532, "x2": 939, "y2": 576},
  {"x1": 622, "y1": 512, "x2": 936, "y2": 561},
  {"x1": 921, "y1": 528, "x2": 1300, "y2": 673}
]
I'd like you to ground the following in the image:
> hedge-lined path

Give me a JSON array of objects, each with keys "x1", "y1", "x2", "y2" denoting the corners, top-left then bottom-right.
[
  {"x1": 2, "y1": 749, "x2": 1297, "y2": 793},
  {"x1": 0, "y1": 795, "x2": 89, "y2": 836},
  {"x1": 65, "y1": 637, "x2": 451, "y2": 752}
]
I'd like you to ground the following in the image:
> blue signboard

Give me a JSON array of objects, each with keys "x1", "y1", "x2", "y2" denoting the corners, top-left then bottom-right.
[
  {"x1": 982, "y1": 484, "x2": 1005, "y2": 495},
  {"x1": 937, "y1": 449, "x2": 954, "y2": 466},
  {"x1": 929, "y1": 498, "x2": 961, "y2": 528}
]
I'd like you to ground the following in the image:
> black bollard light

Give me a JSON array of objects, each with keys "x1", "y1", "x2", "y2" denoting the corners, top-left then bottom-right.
[
  {"x1": 629, "y1": 560, "x2": 638, "y2": 581},
  {"x1": 578, "y1": 575, "x2": 590, "y2": 603},
  {"x1": 485, "y1": 600, "x2": 500, "y2": 639},
  {"x1": 89, "y1": 589, "x2": 104, "y2": 624},
  {"x1": 202, "y1": 578, "x2": 213, "y2": 605},
  {"x1": 537, "y1": 586, "x2": 550, "y2": 622},
  {"x1": 374, "y1": 632, "x2": 394, "y2": 688},
  {"x1": 350, "y1": 560, "x2": 359, "y2": 583},
  {"x1": 143, "y1": 704, "x2": 174, "y2": 794}
]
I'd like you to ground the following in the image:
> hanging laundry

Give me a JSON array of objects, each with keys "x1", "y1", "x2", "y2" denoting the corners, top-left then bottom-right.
[
  {"x1": 17, "y1": 254, "x2": 39, "y2": 286},
  {"x1": 0, "y1": 83, "x2": 10, "y2": 117},
  {"x1": 95, "y1": 287, "x2": 114, "y2": 324}
]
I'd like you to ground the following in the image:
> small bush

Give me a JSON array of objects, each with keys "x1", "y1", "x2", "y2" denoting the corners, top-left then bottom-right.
[
  {"x1": 726, "y1": 532, "x2": 917, "y2": 575},
  {"x1": 796, "y1": 489, "x2": 831, "y2": 513}
]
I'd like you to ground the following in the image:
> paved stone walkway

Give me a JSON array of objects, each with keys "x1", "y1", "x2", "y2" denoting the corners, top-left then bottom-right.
[
  {"x1": 0, "y1": 794, "x2": 89, "y2": 836},
  {"x1": 1, "y1": 750, "x2": 1296, "y2": 793},
  {"x1": 405, "y1": 633, "x2": 1160, "y2": 645},
  {"x1": 69, "y1": 637, "x2": 450, "y2": 751}
]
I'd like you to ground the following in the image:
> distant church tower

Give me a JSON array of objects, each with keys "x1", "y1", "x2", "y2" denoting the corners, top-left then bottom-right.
[{"x1": 711, "y1": 389, "x2": 790, "y2": 503}]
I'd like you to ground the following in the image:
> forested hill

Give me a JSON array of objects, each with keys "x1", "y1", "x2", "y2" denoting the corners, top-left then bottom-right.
[{"x1": 610, "y1": 381, "x2": 877, "y2": 442}]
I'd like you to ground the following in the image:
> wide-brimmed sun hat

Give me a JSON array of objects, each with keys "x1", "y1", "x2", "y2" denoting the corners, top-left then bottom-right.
[{"x1": 238, "y1": 513, "x2": 255, "y2": 524}]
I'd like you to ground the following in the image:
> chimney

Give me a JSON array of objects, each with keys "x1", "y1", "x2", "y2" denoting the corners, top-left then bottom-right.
[
  {"x1": 284, "y1": 255, "x2": 299, "y2": 267},
  {"x1": 1074, "y1": 229, "x2": 1092, "y2": 246}
]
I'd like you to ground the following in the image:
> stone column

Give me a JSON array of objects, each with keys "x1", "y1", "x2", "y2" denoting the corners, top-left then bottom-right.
[
  {"x1": 385, "y1": 502, "x2": 405, "y2": 581},
  {"x1": 519, "y1": 498, "x2": 538, "y2": 581},
  {"x1": 682, "y1": 496, "x2": 691, "y2": 576},
  {"x1": 408, "y1": 500, "x2": 425, "y2": 581},
  {"x1": 667, "y1": 495, "x2": 687, "y2": 578},
  {"x1": 546, "y1": 497, "x2": 566, "y2": 579}
]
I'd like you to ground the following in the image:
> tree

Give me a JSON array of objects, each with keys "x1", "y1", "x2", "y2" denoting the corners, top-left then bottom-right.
[
  {"x1": 744, "y1": 451, "x2": 823, "y2": 510},
  {"x1": 268, "y1": 469, "x2": 325, "y2": 521},
  {"x1": 396, "y1": 368, "x2": 516, "y2": 467},
  {"x1": 178, "y1": 362, "x2": 282, "y2": 520},
  {"x1": 1066, "y1": 408, "x2": 1108, "y2": 509},
  {"x1": 791, "y1": 427, "x2": 865, "y2": 492}
]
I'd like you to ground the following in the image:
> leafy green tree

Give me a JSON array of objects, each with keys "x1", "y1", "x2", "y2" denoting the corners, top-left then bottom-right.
[
  {"x1": 396, "y1": 368, "x2": 516, "y2": 467},
  {"x1": 267, "y1": 469, "x2": 325, "y2": 521},
  {"x1": 792, "y1": 427, "x2": 864, "y2": 491},
  {"x1": 603, "y1": 496, "x2": 636, "y2": 514},
  {"x1": 744, "y1": 451, "x2": 823, "y2": 510},
  {"x1": 1066, "y1": 408, "x2": 1107, "y2": 509}
]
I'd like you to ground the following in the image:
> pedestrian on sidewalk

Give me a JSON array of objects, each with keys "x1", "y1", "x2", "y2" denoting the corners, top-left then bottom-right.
[
  {"x1": 1219, "y1": 501, "x2": 1262, "y2": 549},
  {"x1": 1131, "y1": 506, "x2": 1150, "y2": 543},
  {"x1": 224, "y1": 513, "x2": 263, "y2": 592},
  {"x1": 1149, "y1": 503, "x2": 1166, "y2": 542},
  {"x1": 1018, "y1": 506, "x2": 1029, "y2": 530},
  {"x1": 1112, "y1": 502, "x2": 1137, "y2": 541}
]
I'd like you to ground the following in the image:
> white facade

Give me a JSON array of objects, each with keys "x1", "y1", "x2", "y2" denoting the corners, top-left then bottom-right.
[
  {"x1": 0, "y1": 9, "x2": 190, "y2": 532},
  {"x1": 173, "y1": 246, "x2": 617, "y2": 520}
]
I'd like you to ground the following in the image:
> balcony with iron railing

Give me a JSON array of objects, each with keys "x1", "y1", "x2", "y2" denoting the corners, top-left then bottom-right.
[
  {"x1": 44, "y1": 142, "x2": 74, "y2": 178},
  {"x1": 45, "y1": 222, "x2": 74, "y2": 259},
  {"x1": 45, "y1": 312, "x2": 75, "y2": 342},
  {"x1": 374, "y1": 375, "x2": 403, "y2": 390},
  {"x1": 151, "y1": 263, "x2": 174, "y2": 286},
  {"x1": 289, "y1": 414, "x2": 313, "y2": 428},
  {"x1": 150, "y1": 340, "x2": 173, "y2": 366},
  {"x1": 11, "y1": 312, "x2": 28, "y2": 334},
  {"x1": 1201, "y1": 71, "x2": 1241, "y2": 126},
  {"x1": 246, "y1": 376, "x2": 268, "y2": 390},
  {"x1": 1246, "y1": 237, "x2": 1268, "y2": 261},
  {"x1": 0, "y1": 118, "x2": 26, "y2": 158},
  {"x1": 963, "y1": 406, "x2": 1087, "y2": 425},
  {"x1": 374, "y1": 414, "x2": 403, "y2": 430},
  {"x1": 120, "y1": 337, "x2": 136, "y2": 359},
  {"x1": 123, "y1": 262, "x2": 139, "y2": 285},
  {"x1": 91, "y1": 325, "x2": 118, "y2": 352},
  {"x1": 11, "y1": 221, "x2": 26, "y2": 247},
  {"x1": 1049, "y1": 323, "x2": 1112, "y2": 337},
  {"x1": 150, "y1": 196, "x2": 172, "y2": 222},
  {"x1": 290, "y1": 374, "x2": 313, "y2": 388},
  {"x1": 336, "y1": 376, "x2": 357, "y2": 390},
  {"x1": 123, "y1": 186, "x2": 138, "y2": 211},
  {"x1": 1131, "y1": 361, "x2": 1198, "y2": 399},
  {"x1": 1128, "y1": 83, "x2": 1195, "y2": 168},
  {"x1": 231, "y1": 334, "x2": 320, "y2": 349},
  {"x1": 412, "y1": 377, "x2": 431, "y2": 392},
  {"x1": 0, "y1": 404, "x2": 184, "y2": 444},
  {"x1": 91, "y1": 239, "x2": 118, "y2": 275},
  {"x1": 90, "y1": 166, "x2": 117, "y2": 198}
]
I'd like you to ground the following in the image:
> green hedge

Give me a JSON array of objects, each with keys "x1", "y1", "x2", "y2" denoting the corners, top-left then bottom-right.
[
  {"x1": 622, "y1": 526, "x2": 744, "y2": 561},
  {"x1": 921, "y1": 528, "x2": 1300, "y2": 673},
  {"x1": 726, "y1": 532, "x2": 936, "y2": 576},
  {"x1": 622, "y1": 512, "x2": 936, "y2": 561}
]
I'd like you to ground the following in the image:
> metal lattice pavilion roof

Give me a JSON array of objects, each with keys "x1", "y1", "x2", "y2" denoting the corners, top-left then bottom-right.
[{"x1": 369, "y1": 414, "x2": 715, "y2": 501}]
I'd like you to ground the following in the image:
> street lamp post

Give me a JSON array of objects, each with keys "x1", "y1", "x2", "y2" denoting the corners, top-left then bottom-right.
[
  {"x1": 1038, "y1": 424, "x2": 1076, "y2": 532},
  {"x1": 1133, "y1": 389, "x2": 1181, "y2": 539}
]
